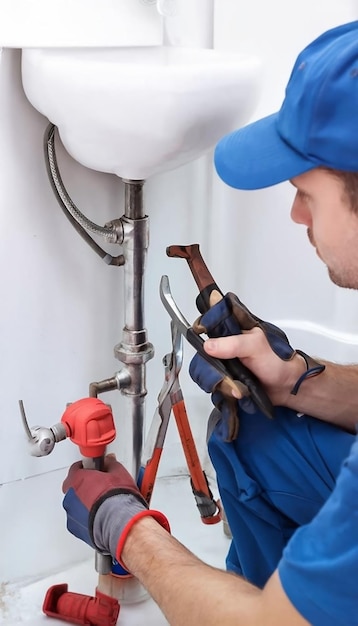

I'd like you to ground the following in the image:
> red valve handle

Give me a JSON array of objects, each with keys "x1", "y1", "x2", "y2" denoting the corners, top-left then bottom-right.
[{"x1": 61, "y1": 397, "x2": 116, "y2": 457}]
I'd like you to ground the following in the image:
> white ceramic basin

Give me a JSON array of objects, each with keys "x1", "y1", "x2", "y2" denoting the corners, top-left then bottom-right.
[{"x1": 21, "y1": 46, "x2": 261, "y2": 180}]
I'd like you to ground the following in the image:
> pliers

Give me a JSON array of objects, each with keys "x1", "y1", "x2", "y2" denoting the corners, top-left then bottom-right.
[
  {"x1": 138, "y1": 317, "x2": 221, "y2": 524},
  {"x1": 159, "y1": 274, "x2": 250, "y2": 401}
]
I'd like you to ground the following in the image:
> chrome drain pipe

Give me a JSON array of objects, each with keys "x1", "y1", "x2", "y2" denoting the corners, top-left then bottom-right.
[{"x1": 113, "y1": 179, "x2": 154, "y2": 478}]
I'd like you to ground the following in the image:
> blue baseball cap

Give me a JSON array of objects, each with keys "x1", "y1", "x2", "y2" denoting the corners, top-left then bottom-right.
[{"x1": 214, "y1": 21, "x2": 358, "y2": 190}]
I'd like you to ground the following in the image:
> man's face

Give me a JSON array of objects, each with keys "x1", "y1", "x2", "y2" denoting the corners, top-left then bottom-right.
[{"x1": 290, "y1": 168, "x2": 358, "y2": 289}]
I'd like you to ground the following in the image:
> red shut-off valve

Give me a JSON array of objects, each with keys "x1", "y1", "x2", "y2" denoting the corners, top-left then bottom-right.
[
  {"x1": 61, "y1": 397, "x2": 116, "y2": 458},
  {"x1": 19, "y1": 396, "x2": 116, "y2": 461}
]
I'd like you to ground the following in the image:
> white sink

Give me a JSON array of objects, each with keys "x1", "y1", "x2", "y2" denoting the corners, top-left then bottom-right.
[{"x1": 21, "y1": 46, "x2": 261, "y2": 180}]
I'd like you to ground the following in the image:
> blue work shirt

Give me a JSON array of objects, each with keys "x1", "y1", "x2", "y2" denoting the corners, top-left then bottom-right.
[{"x1": 279, "y1": 434, "x2": 358, "y2": 626}]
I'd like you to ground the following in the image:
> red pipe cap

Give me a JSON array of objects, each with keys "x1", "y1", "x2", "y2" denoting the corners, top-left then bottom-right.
[{"x1": 43, "y1": 583, "x2": 120, "y2": 626}]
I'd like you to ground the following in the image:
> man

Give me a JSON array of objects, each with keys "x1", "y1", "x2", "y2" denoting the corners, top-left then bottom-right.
[{"x1": 62, "y1": 21, "x2": 358, "y2": 625}]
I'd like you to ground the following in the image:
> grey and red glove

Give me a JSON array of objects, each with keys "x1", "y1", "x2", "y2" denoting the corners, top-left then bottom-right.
[{"x1": 62, "y1": 456, "x2": 170, "y2": 569}]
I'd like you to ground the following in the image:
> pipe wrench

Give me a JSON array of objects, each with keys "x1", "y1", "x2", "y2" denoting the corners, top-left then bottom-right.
[
  {"x1": 138, "y1": 317, "x2": 221, "y2": 524},
  {"x1": 166, "y1": 244, "x2": 274, "y2": 419}
]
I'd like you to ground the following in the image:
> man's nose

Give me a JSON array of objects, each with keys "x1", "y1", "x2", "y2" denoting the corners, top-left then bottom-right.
[{"x1": 290, "y1": 195, "x2": 311, "y2": 226}]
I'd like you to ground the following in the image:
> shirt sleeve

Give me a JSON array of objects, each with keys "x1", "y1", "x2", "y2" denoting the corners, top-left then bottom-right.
[{"x1": 278, "y1": 435, "x2": 358, "y2": 626}]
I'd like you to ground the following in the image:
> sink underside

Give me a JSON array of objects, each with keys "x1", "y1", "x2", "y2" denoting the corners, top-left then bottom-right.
[{"x1": 21, "y1": 46, "x2": 261, "y2": 179}]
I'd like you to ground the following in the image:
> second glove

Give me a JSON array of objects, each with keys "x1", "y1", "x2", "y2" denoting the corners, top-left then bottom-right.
[{"x1": 62, "y1": 455, "x2": 170, "y2": 569}]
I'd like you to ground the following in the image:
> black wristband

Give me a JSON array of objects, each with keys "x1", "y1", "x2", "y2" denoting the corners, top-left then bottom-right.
[{"x1": 290, "y1": 350, "x2": 325, "y2": 395}]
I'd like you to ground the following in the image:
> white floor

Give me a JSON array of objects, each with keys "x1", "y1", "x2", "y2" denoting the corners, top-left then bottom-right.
[{"x1": 2, "y1": 475, "x2": 230, "y2": 625}]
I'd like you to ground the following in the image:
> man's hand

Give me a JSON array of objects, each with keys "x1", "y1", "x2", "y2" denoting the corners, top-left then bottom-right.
[
  {"x1": 204, "y1": 328, "x2": 306, "y2": 406},
  {"x1": 189, "y1": 294, "x2": 324, "y2": 418},
  {"x1": 62, "y1": 455, "x2": 170, "y2": 568}
]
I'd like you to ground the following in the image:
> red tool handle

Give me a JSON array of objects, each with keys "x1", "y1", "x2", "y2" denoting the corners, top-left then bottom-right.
[
  {"x1": 139, "y1": 447, "x2": 163, "y2": 504},
  {"x1": 171, "y1": 399, "x2": 221, "y2": 524}
]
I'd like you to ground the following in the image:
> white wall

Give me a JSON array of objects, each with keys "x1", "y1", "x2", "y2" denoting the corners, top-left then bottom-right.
[{"x1": 0, "y1": 0, "x2": 357, "y2": 596}]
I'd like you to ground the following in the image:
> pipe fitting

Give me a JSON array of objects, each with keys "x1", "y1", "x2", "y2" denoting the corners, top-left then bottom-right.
[
  {"x1": 89, "y1": 369, "x2": 131, "y2": 398},
  {"x1": 114, "y1": 336, "x2": 154, "y2": 365},
  {"x1": 104, "y1": 218, "x2": 125, "y2": 245},
  {"x1": 121, "y1": 215, "x2": 149, "y2": 250}
]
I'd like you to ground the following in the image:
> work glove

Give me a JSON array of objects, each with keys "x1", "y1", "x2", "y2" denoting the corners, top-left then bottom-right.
[
  {"x1": 62, "y1": 455, "x2": 170, "y2": 570},
  {"x1": 189, "y1": 293, "x2": 325, "y2": 442}
]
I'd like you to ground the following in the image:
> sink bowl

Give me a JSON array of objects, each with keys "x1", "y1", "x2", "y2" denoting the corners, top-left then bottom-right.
[{"x1": 21, "y1": 46, "x2": 261, "y2": 180}]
